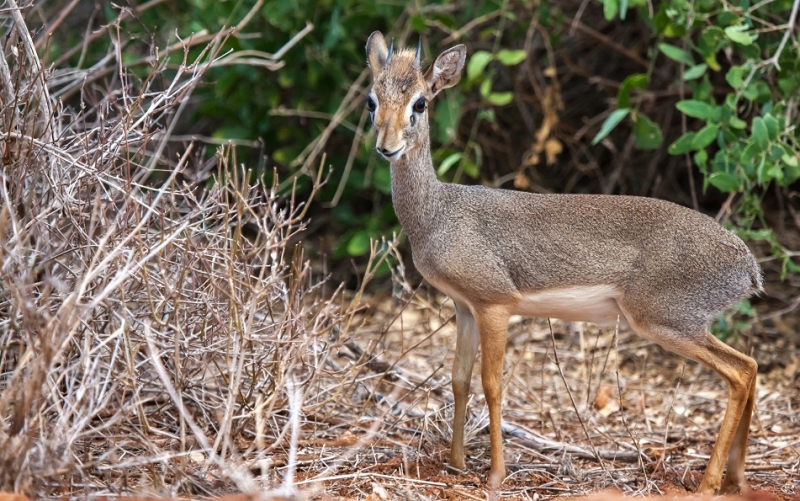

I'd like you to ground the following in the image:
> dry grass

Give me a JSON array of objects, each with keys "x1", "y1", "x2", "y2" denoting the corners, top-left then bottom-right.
[
  {"x1": 326, "y1": 295, "x2": 799, "y2": 500},
  {"x1": 1, "y1": 5, "x2": 799, "y2": 501}
]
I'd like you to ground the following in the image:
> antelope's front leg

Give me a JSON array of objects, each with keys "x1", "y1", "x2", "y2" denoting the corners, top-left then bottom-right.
[
  {"x1": 449, "y1": 303, "x2": 480, "y2": 470},
  {"x1": 474, "y1": 305, "x2": 511, "y2": 487}
]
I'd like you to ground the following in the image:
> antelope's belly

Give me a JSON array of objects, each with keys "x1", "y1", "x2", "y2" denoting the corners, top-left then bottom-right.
[{"x1": 513, "y1": 285, "x2": 626, "y2": 325}]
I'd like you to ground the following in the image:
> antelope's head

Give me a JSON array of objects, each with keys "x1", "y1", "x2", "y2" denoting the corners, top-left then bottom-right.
[{"x1": 365, "y1": 31, "x2": 466, "y2": 162}]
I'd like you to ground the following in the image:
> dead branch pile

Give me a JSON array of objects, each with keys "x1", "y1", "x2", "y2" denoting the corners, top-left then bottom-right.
[{"x1": 0, "y1": 10, "x2": 387, "y2": 497}]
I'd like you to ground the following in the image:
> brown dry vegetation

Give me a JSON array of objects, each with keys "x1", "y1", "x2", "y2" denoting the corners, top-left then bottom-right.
[{"x1": 1, "y1": 4, "x2": 799, "y2": 501}]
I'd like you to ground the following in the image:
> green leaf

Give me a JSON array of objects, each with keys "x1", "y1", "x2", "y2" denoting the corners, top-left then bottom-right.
[
  {"x1": 769, "y1": 144, "x2": 784, "y2": 162},
  {"x1": 763, "y1": 114, "x2": 780, "y2": 141},
  {"x1": 692, "y1": 124, "x2": 719, "y2": 150},
  {"x1": 765, "y1": 162, "x2": 784, "y2": 183},
  {"x1": 729, "y1": 116, "x2": 747, "y2": 129},
  {"x1": 705, "y1": 54, "x2": 721, "y2": 71},
  {"x1": 756, "y1": 156, "x2": 768, "y2": 184},
  {"x1": 616, "y1": 73, "x2": 648, "y2": 109},
  {"x1": 487, "y1": 92, "x2": 514, "y2": 106},
  {"x1": 477, "y1": 108, "x2": 496, "y2": 122},
  {"x1": 683, "y1": 64, "x2": 707, "y2": 80},
  {"x1": 601, "y1": 0, "x2": 618, "y2": 20},
  {"x1": 726, "y1": 66, "x2": 745, "y2": 89},
  {"x1": 437, "y1": 152, "x2": 462, "y2": 175},
  {"x1": 658, "y1": 43, "x2": 693, "y2": 65},
  {"x1": 782, "y1": 152, "x2": 799, "y2": 168},
  {"x1": 467, "y1": 51, "x2": 493, "y2": 82},
  {"x1": 662, "y1": 22, "x2": 686, "y2": 38},
  {"x1": 694, "y1": 149, "x2": 708, "y2": 169},
  {"x1": 632, "y1": 113, "x2": 663, "y2": 149},
  {"x1": 724, "y1": 25, "x2": 754, "y2": 46},
  {"x1": 698, "y1": 26, "x2": 725, "y2": 57},
  {"x1": 668, "y1": 132, "x2": 696, "y2": 154},
  {"x1": 751, "y1": 117, "x2": 769, "y2": 151},
  {"x1": 619, "y1": 0, "x2": 628, "y2": 19},
  {"x1": 463, "y1": 156, "x2": 480, "y2": 178},
  {"x1": 480, "y1": 78, "x2": 492, "y2": 98},
  {"x1": 676, "y1": 100, "x2": 713, "y2": 119},
  {"x1": 778, "y1": 75, "x2": 799, "y2": 95},
  {"x1": 346, "y1": 231, "x2": 371, "y2": 256},
  {"x1": 409, "y1": 15, "x2": 426, "y2": 33},
  {"x1": 707, "y1": 172, "x2": 741, "y2": 192},
  {"x1": 741, "y1": 83, "x2": 759, "y2": 101},
  {"x1": 591, "y1": 108, "x2": 629, "y2": 145},
  {"x1": 496, "y1": 49, "x2": 527, "y2": 66},
  {"x1": 742, "y1": 142, "x2": 761, "y2": 161}
]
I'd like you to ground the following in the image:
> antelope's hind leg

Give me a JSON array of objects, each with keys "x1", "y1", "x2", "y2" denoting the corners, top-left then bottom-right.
[
  {"x1": 631, "y1": 323, "x2": 757, "y2": 494},
  {"x1": 680, "y1": 333, "x2": 757, "y2": 494},
  {"x1": 719, "y1": 367, "x2": 757, "y2": 494}
]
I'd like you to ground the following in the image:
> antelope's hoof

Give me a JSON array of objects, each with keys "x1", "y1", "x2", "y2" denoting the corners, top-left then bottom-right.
[
  {"x1": 719, "y1": 477, "x2": 749, "y2": 496},
  {"x1": 487, "y1": 467, "x2": 506, "y2": 488}
]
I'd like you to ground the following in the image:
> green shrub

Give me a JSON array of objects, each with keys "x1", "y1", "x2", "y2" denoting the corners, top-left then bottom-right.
[{"x1": 595, "y1": 0, "x2": 800, "y2": 278}]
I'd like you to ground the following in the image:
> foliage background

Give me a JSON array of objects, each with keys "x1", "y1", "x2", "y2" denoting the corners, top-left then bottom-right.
[{"x1": 39, "y1": 0, "x2": 800, "y2": 297}]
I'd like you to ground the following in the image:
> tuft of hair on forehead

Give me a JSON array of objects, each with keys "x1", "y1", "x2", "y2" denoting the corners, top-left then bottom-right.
[{"x1": 379, "y1": 48, "x2": 423, "y2": 92}]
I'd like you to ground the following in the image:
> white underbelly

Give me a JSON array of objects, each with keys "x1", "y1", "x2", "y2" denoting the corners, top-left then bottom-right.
[{"x1": 513, "y1": 285, "x2": 625, "y2": 325}]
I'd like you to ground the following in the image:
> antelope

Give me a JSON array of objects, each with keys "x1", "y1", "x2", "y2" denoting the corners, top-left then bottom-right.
[{"x1": 364, "y1": 31, "x2": 762, "y2": 495}]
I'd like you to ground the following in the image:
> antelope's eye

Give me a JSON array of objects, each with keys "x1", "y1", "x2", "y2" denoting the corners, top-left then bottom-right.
[
  {"x1": 413, "y1": 98, "x2": 426, "y2": 113},
  {"x1": 366, "y1": 96, "x2": 377, "y2": 112}
]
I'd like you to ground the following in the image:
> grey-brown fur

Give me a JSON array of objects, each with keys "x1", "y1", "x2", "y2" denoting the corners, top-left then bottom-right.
[
  {"x1": 365, "y1": 31, "x2": 762, "y2": 494},
  {"x1": 417, "y1": 184, "x2": 760, "y2": 332}
]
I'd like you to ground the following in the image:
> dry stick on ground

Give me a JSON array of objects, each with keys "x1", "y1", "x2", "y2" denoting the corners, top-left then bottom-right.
[
  {"x1": 658, "y1": 360, "x2": 688, "y2": 482},
  {"x1": 263, "y1": 237, "x2": 401, "y2": 446},
  {"x1": 503, "y1": 422, "x2": 644, "y2": 462},
  {"x1": 349, "y1": 308, "x2": 455, "y2": 428},
  {"x1": 547, "y1": 320, "x2": 613, "y2": 481},
  {"x1": 295, "y1": 387, "x2": 414, "y2": 496},
  {"x1": 587, "y1": 329, "x2": 618, "y2": 423},
  {"x1": 612, "y1": 319, "x2": 651, "y2": 493}
]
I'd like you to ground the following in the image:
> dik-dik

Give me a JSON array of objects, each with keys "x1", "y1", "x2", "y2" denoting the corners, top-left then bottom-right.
[{"x1": 364, "y1": 32, "x2": 762, "y2": 495}]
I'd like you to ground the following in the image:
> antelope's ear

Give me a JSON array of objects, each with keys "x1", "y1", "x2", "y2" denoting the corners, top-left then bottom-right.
[
  {"x1": 366, "y1": 31, "x2": 389, "y2": 78},
  {"x1": 424, "y1": 45, "x2": 466, "y2": 96}
]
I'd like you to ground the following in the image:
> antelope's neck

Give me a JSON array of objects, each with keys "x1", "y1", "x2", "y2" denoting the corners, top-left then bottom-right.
[{"x1": 389, "y1": 135, "x2": 441, "y2": 244}]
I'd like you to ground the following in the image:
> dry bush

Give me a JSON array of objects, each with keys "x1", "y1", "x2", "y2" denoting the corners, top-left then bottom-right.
[{"x1": 0, "y1": 9, "x2": 394, "y2": 498}]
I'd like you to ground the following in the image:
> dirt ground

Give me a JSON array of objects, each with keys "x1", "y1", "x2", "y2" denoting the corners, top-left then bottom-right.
[{"x1": 276, "y1": 287, "x2": 799, "y2": 500}]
